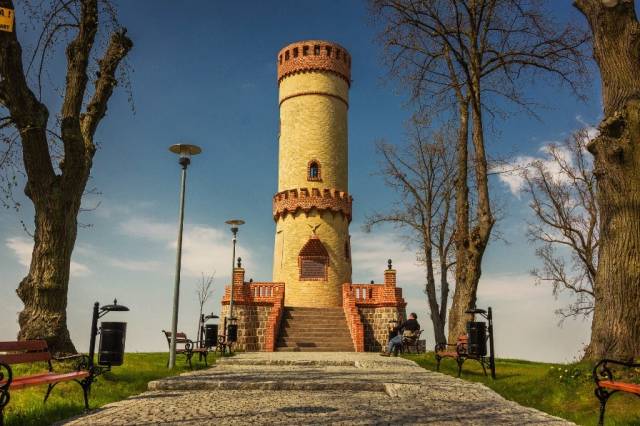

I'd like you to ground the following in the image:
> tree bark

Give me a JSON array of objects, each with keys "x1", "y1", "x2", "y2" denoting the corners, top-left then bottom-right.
[
  {"x1": 17, "y1": 192, "x2": 82, "y2": 354},
  {"x1": 0, "y1": 0, "x2": 132, "y2": 354},
  {"x1": 575, "y1": 0, "x2": 640, "y2": 361},
  {"x1": 448, "y1": 98, "x2": 476, "y2": 342}
]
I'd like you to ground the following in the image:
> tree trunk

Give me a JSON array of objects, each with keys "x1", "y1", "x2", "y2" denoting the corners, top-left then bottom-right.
[
  {"x1": 17, "y1": 191, "x2": 81, "y2": 354},
  {"x1": 424, "y1": 241, "x2": 446, "y2": 345},
  {"x1": 448, "y1": 87, "x2": 494, "y2": 342},
  {"x1": 575, "y1": 0, "x2": 640, "y2": 361}
]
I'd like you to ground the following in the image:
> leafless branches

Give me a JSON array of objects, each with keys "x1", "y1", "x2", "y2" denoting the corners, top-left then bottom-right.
[
  {"x1": 523, "y1": 129, "x2": 598, "y2": 319},
  {"x1": 195, "y1": 273, "x2": 215, "y2": 340},
  {"x1": 365, "y1": 123, "x2": 456, "y2": 344}
]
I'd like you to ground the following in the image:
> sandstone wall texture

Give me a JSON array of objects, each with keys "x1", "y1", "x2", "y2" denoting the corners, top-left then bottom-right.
[{"x1": 272, "y1": 40, "x2": 353, "y2": 307}]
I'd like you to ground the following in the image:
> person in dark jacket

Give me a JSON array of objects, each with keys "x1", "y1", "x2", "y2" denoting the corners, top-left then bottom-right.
[{"x1": 381, "y1": 312, "x2": 420, "y2": 356}]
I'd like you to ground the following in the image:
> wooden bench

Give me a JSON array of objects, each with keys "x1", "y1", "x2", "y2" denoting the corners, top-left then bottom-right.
[
  {"x1": 402, "y1": 330, "x2": 424, "y2": 354},
  {"x1": 162, "y1": 331, "x2": 209, "y2": 368},
  {"x1": 0, "y1": 340, "x2": 94, "y2": 426},
  {"x1": 434, "y1": 335, "x2": 488, "y2": 377},
  {"x1": 593, "y1": 358, "x2": 640, "y2": 425}
]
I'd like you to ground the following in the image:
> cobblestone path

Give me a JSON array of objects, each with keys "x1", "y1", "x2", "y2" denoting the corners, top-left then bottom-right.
[{"x1": 60, "y1": 352, "x2": 573, "y2": 425}]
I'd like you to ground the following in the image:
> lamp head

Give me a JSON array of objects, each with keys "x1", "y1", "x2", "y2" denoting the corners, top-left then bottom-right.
[
  {"x1": 225, "y1": 219, "x2": 245, "y2": 233},
  {"x1": 169, "y1": 144, "x2": 202, "y2": 166},
  {"x1": 100, "y1": 299, "x2": 130, "y2": 312}
]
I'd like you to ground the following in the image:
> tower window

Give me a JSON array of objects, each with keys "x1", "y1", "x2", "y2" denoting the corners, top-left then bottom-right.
[
  {"x1": 326, "y1": 46, "x2": 332, "y2": 57},
  {"x1": 293, "y1": 47, "x2": 299, "y2": 58},
  {"x1": 307, "y1": 160, "x2": 321, "y2": 181},
  {"x1": 285, "y1": 50, "x2": 290, "y2": 60},
  {"x1": 314, "y1": 45, "x2": 320, "y2": 55},
  {"x1": 336, "y1": 49, "x2": 341, "y2": 60},
  {"x1": 345, "y1": 239, "x2": 351, "y2": 260},
  {"x1": 303, "y1": 45, "x2": 309, "y2": 56},
  {"x1": 279, "y1": 55, "x2": 282, "y2": 64},
  {"x1": 299, "y1": 236, "x2": 329, "y2": 281}
]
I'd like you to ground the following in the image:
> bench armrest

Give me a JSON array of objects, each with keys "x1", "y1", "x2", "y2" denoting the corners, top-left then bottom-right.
[
  {"x1": 0, "y1": 361, "x2": 12, "y2": 390},
  {"x1": 593, "y1": 359, "x2": 640, "y2": 385}
]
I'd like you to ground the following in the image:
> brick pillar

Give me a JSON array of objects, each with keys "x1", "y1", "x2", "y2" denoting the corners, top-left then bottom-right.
[
  {"x1": 384, "y1": 268, "x2": 396, "y2": 287},
  {"x1": 233, "y1": 267, "x2": 245, "y2": 286}
]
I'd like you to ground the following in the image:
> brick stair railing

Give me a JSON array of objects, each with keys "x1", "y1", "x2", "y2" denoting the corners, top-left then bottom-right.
[{"x1": 275, "y1": 307, "x2": 354, "y2": 352}]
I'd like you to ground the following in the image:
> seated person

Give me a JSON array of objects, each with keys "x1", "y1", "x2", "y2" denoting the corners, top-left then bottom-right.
[{"x1": 381, "y1": 312, "x2": 420, "y2": 356}]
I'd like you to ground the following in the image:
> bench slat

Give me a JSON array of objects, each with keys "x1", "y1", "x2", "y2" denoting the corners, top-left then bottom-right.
[
  {"x1": 599, "y1": 380, "x2": 640, "y2": 394},
  {"x1": 0, "y1": 340, "x2": 48, "y2": 351},
  {"x1": 0, "y1": 371, "x2": 89, "y2": 390},
  {"x1": 0, "y1": 351, "x2": 51, "y2": 365}
]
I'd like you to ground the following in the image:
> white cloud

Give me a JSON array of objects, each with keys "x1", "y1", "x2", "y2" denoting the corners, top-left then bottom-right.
[
  {"x1": 119, "y1": 218, "x2": 252, "y2": 278},
  {"x1": 5, "y1": 236, "x2": 91, "y2": 277},
  {"x1": 351, "y1": 230, "x2": 423, "y2": 285},
  {"x1": 492, "y1": 143, "x2": 575, "y2": 196}
]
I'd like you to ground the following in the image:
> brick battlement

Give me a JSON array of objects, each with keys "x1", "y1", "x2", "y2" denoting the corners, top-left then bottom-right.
[
  {"x1": 277, "y1": 40, "x2": 351, "y2": 86},
  {"x1": 273, "y1": 187, "x2": 353, "y2": 222}
]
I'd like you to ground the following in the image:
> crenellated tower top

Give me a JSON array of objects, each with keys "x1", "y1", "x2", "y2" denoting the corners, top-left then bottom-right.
[{"x1": 277, "y1": 40, "x2": 351, "y2": 86}]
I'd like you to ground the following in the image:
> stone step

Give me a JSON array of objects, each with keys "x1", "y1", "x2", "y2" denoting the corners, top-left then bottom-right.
[
  {"x1": 280, "y1": 319, "x2": 350, "y2": 326},
  {"x1": 277, "y1": 336, "x2": 353, "y2": 346},
  {"x1": 279, "y1": 331, "x2": 352, "y2": 338},
  {"x1": 285, "y1": 307, "x2": 344, "y2": 311},
  {"x1": 274, "y1": 347, "x2": 354, "y2": 352},
  {"x1": 277, "y1": 307, "x2": 353, "y2": 352}
]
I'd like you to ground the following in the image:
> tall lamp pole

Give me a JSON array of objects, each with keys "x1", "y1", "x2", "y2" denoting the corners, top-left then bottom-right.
[
  {"x1": 168, "y1": 143, "x2": 201, "y2": 369},
  {"x1": 225, "y1": 219, "x2": 244, "y2": 323}
]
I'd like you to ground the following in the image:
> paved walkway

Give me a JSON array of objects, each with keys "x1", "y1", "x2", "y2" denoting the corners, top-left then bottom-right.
[{"x1": 60, "y1": 352, "x2": 573, "y2": 425}]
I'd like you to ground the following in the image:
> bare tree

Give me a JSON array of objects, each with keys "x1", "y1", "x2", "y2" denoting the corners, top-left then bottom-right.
[
  {"x1": 574, "y1": 0, "x2": 640, "y2": 360},
  {"x1": 523, "y1": 129, "x2": 598, "y2": 320},
  {"x1": 0, "y1": 0, "x2": 132, "y2": 353},
  {"x1": 370, "y1": 0, "x2": 588, "y2": 342},
  {"x1": 365, "y1": 124, "x2": 456, "y2": 345},
  {"x1": 195, "y1": 273, "x2": 215, "y2": 342}
]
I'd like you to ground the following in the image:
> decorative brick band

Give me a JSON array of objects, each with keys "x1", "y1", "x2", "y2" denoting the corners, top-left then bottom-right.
[
  {"x1": 279, "y1": 91, "x2": 349, "y2": 108},
  {"x1": 277, "y1": 40, "x2": 351, "y2": 86},
  {"x1": 273, "y1": 187, "x2": 353, "y2": 222}
]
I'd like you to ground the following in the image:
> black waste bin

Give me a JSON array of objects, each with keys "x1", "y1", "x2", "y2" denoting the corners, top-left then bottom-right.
[
  {"x1": 466, "y1": 321, "x2": 487, "y2": 356},
  {"x1": 204, "y1": 324, "x2": 218, "y2": 347},
  {"x1": 98, "y1": 322, "x2": 127, "y2": 366},
  {"x1": 227, "y1": 324, "x2": 238, "y2": 343}
]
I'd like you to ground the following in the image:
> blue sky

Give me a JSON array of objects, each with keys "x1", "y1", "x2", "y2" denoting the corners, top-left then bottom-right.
[{"x1": 0, "y1": 1, "x2": 611, "y2": 362}]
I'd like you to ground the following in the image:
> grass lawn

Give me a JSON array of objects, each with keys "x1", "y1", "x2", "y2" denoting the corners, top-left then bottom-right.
[
  {"x1": 2, "y1": 352, "x2": 214, "y2": 426},
  {"x1": 405, "y1": 352, "x2": 640, "y2": 426}
]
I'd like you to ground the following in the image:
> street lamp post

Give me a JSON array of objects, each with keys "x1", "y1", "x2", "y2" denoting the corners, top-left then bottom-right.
[
  {"x1": 225, "y1": 219, "x2": 244, "y2": 332},
  {"x1": 168, "y1": 143, "x2": 201, "y2": 369}
]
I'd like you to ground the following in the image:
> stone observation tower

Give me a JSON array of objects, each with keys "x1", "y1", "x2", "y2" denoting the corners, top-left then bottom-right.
[
  {"x1": 272, "y1": 40, "x2": 353, "y2": 307},
  {"x1": 219, "y1": 40, "x2": 406, "y2": 353}
]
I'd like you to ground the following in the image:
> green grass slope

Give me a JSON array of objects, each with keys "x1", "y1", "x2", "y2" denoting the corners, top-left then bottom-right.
[
  {"x1": 405, "y1": 353, "x2": 640, "y2": 426},
  {"x1": 2, "y1": 352, "x2": 212, "y2": 426}
]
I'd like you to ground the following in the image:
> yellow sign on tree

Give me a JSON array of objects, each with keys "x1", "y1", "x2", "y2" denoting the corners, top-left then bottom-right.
[{"x1": 0, "y1": 7, "x2": 14, "y2": 33}]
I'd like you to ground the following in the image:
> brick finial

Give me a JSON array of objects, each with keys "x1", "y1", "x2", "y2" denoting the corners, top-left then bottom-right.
[
  {"x1": 233, "y1": 267, "x2": 245, "y2": 286},
  {"x1": 384, "y1": 267, "x2": 396, "y2": 287}
]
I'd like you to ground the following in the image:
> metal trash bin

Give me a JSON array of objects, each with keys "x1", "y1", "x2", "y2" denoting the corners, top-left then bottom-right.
[
  {"x1": 98, "y1": 322, "x2": 127, "y2": 366},
  {"x1": 466, "y1": 321, "x2": 487, "y2": 356},
  {"x1": 204, "y1": 324, "x2": 218, "y2": 347},
  {"x1": 227, "y1": 324, "x2": 238, "y2": 343}
]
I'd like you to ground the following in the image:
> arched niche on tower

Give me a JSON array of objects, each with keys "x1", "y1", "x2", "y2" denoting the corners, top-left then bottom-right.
[{"x1": 298, "y1": 235, "x2": 329, "y2": 281}]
